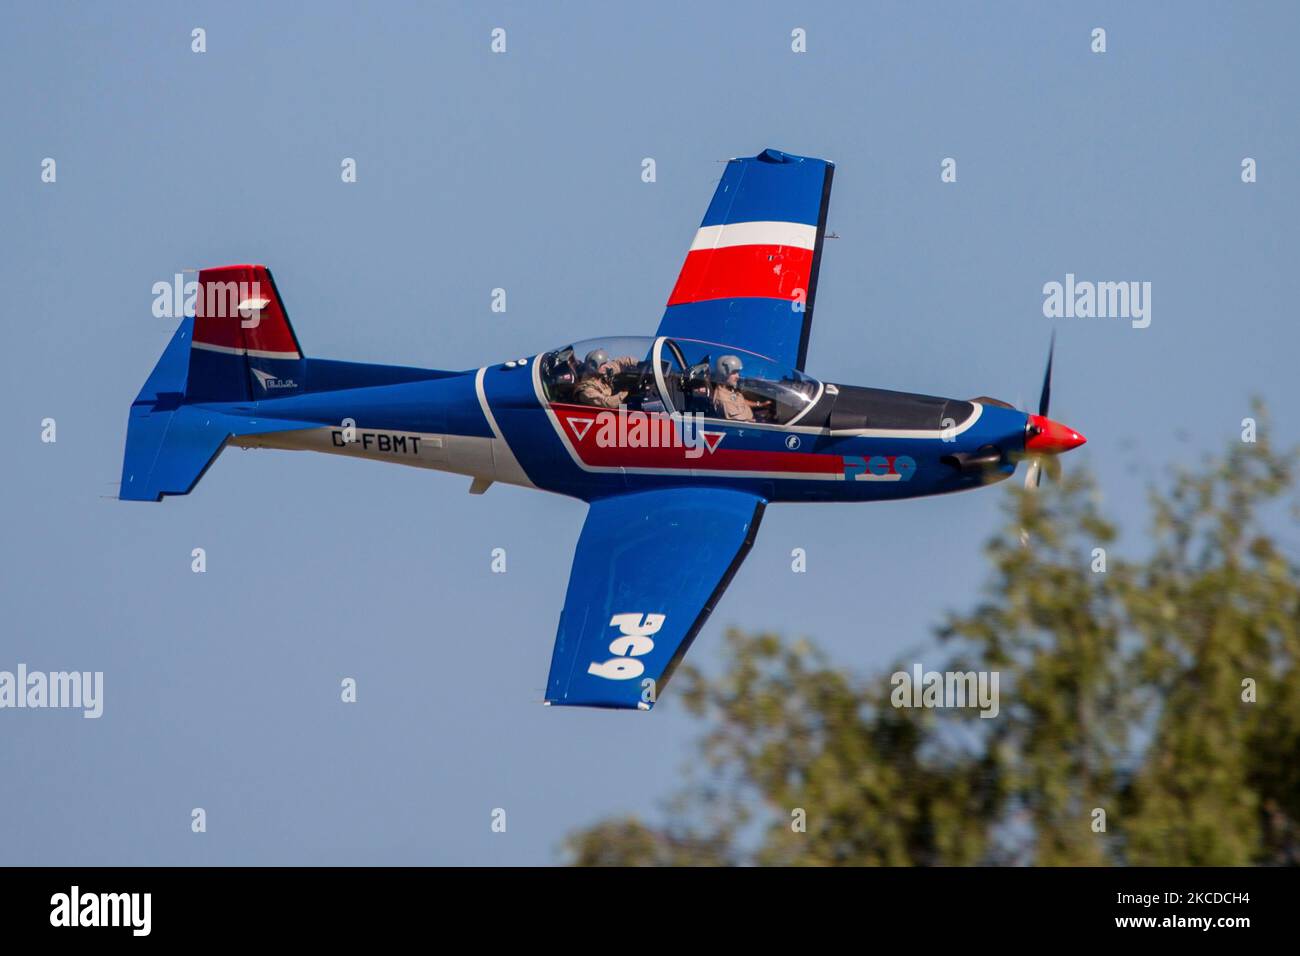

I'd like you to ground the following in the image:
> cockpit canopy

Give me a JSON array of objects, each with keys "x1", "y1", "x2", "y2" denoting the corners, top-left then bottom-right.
[{"x1": 540, "y1": 336, "x2": 822, "y2": 426}]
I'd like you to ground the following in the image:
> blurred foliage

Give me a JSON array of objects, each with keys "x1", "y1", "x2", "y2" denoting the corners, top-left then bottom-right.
[{"x1": 564, "y1": 406, "x2": 1300, "y2": 866}]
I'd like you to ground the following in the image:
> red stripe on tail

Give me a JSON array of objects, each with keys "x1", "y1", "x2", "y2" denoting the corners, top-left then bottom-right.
[{"x1": 194, "y1": 265, "x2": 301, "y2": 356}]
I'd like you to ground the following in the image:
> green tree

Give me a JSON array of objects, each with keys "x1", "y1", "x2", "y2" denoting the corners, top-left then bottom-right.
[
  {"x1": 566, "y1": 631, "x2": 998, "y2": 866},
  {"x1": 1120, "y1": 409, "x2": 1299, "y2": 864},
  {"x1": 940, "y1": 470, "x2": 1127, "y2": 865}
]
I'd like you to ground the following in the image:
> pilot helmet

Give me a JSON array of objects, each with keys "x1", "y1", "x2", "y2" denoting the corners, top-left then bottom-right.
[
  {"x1": 584, "y1": 348, "x2": 611, "y2": 375},
  {"x1": 714, "y1": 354, "x2": 744, "y2": 381}
]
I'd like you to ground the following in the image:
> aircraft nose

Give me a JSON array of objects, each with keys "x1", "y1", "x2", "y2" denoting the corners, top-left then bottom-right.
[{"x1": 1025, "y1": 414, "x2": 1086, "y2": 454}]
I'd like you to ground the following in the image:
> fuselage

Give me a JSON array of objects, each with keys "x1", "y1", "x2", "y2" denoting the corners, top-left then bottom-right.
[{"x1": 224, "y1": 336, "x2": 1030, "y2": 505}]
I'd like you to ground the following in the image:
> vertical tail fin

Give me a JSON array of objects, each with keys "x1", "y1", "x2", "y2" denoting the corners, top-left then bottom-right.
[
  {"x1": 120, "y1": 265, "x2": 316, "y2": 501},
  {"x1": 186, "y1": 264, "x2": 306, "y2": 402}
]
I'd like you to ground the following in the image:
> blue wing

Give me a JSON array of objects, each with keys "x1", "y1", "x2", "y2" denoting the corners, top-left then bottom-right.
[
  {"x1": 655, "y1": 148, "x2": 834, "y2": 370},
  {"x1": 545, "y1": 488, "x2": 766, "y2": 710}
]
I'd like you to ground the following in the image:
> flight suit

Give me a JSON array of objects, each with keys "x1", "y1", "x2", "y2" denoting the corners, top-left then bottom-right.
[
  {"x1": 712, "y1": 383, "x2": 756, "y2": 422},
  {"x1": 574, "y1": 357, "x2": 639, "y2": 408}
]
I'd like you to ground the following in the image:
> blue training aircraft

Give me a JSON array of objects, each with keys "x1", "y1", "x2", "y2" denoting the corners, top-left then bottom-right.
[{"x1": 120, "y1": 148, "x2": 1084, "y2": 711}]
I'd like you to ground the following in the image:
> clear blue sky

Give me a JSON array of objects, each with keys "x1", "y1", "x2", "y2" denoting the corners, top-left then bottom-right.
[{"x1": 2, "y1": 1, "x2": 1296, "y2": 865}]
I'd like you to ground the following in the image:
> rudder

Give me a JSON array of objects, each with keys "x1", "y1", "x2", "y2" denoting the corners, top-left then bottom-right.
[{"x1": 186, "y1": 264, "x2": 306, "y2": 402}]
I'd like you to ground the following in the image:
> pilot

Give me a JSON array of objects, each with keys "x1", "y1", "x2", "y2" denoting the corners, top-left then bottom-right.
[
  {"x1": 574, "y1": 349, "x2": 640, "y2": 408},
  {"x1": 711, "y1": 355, "x2": 771, "y2": 422}
]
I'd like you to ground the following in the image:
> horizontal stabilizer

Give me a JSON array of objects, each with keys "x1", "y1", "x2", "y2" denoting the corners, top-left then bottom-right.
[{"x1": 119, "y1": 405, "x2": 316, "y2": 502}]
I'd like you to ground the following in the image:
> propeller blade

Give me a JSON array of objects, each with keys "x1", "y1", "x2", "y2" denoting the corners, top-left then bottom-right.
[
  {"x1": 1044, "y1": 454, "x2": 1062, "y2": 482},
  {"x1": 1037, "y1": 330, "x2": 1055, "y2": 417},
  {"x1": 1022, "y1": 332, "x2": 1078, "y2": 493}
]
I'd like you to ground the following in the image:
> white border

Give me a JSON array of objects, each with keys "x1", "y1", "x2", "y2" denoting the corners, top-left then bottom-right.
[{"x1": 192, "y1": 340, "x2": 301, "y2": 360}]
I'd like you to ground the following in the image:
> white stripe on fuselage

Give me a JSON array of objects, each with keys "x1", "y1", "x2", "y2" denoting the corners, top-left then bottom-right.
[
  {"x1": 474, "y1": 366, "x2": 536, "y2": 487},
  {"x1": 230, "y1": 424, "x2": 531, "y2": 489}
]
